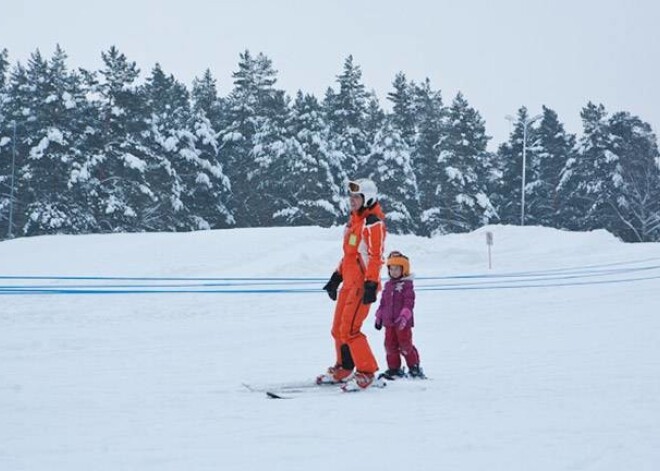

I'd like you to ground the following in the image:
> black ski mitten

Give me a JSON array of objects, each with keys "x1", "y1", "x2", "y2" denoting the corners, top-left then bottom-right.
[
  {"x1": 323, "y1": 271, "x2": 343, "y2": 301},
  {"x1": 362, "y1": 281, "x2": 378, "y2": 304}
]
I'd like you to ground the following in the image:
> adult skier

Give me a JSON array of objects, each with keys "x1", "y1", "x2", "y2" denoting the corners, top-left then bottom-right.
[{"x1": 318, "y1": 178, "x2": 386, "y2": 391}]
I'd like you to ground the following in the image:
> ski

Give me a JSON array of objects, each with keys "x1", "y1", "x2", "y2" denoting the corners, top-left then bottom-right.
[
  {"x1": 341, "y1": 379, "x2": 387, "y2": 393},
  {"x1": 264, "y1": 383, "x2": 340, "y2": 399},
  {"x1": 243, "y1": 381, "x2": 339, "y2": 399},
  {"x1": 243, "y1": 380, "x2": 335, "y2": 393},
  {"x1": 244, "y1": 378, "x2": 386, "y2": 399}
]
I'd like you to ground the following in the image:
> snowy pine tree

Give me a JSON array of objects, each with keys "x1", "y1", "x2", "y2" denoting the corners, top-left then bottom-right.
[
  {"x1": 1, "y1": 46, "x2": 658, "y2": 241},
  {"x1": 411, "y1": 78, "x2": 445, "y2": 230},
  {"x1": 524, "y1": 106, "x2": 576, "y2": 228},
  {"x1": 0, "y1": 48, "x2": 12, "y2": 237},
  {"x1": 560, "y1": 104, "x2": 660, "y2": 241},
  {"x1": 83, "y1": 46, "x2": 155, "y2": 232},
  {"x1": 143, "y1": 64, "x2": 234, "y2": 231},
  {"x1": 603, "y1": 112, "x2": 660, "y2": 241},
  {"x1": 272, "y1": 91, "x2": 341, "y2": 226},
  {"x1": 191, "y1": 69, "x2": 225, "y2": 126},
  {"x1": 0, "y1": 48, "x2": 7, "y2": 90},
  {"x1": 421, "y1": 93, "x2": 495, "y2": 235},
  {"x1": 2, "y1": 47, "x2": 96, "y2": 236},
  {"x1": 387, "y1": 72, "x2": 416, "y2": 146},
  {"x1": 142, "y1": 63, "x2": 191, "y2": 231},
  {"x1": 365, "y1": 120, "x2": 419, "y2": 234},
  {"x1": 188, "y1": 71, "x2": 233, "y2": 229},
  {"x1": 558, "y1": 102, "x2": 613, "y2": 232},
  {"x1": 220, "y1": 51, "x2": 288, "y2": 226},
  {"x1": 324, "y1": 56, "x2": 370, "y2": 177},
  {"x1": 0, "y1": 61, "x2": 31, "y2": 237},
  {"x1": 184, "y1": 112, "x2": 234, "y2": 229},
  {"x1": 363, "y1": 93, "x2": 386, "y2": 158}
]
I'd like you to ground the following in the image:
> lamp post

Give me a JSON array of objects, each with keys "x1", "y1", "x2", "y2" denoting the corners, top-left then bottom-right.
[{"x1": 505, "y1": 113, "x2": 542, "y2": 226}]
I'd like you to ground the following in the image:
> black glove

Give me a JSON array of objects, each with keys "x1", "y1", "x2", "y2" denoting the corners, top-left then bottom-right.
[
  {"x1": 374, "y1": 319, "x2": 382, "y2": 330},
  {"x1": 322, "y1": 271, "x2": 343, "y2": 301},
  {"x1": 362, "y1": 281, "x2": 378, "y2": 304}
]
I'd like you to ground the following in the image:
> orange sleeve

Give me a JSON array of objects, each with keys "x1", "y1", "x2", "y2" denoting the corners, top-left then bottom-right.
[
  {"x1": 335, "y1": 258, "x2": 344, "y2": 277},
  {"x1": 363, "y1": 219, "x2": 385, "y2": 282}
]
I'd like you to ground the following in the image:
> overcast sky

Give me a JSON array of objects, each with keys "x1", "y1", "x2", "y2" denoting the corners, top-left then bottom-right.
[{"x1": 2, "y1": 0, "x2": 659, "y2": 149}]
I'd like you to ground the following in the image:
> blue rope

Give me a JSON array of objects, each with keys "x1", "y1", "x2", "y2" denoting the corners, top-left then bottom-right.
[
  {"x1": 2, "y1": 263, "x2": 659, "y2": 285},
  {"x1": 1, "y1": 273, "x2": 658, "y2": 295},
  {"x1": 1, "y1": 259, "x2": 658, "y2": 295}
]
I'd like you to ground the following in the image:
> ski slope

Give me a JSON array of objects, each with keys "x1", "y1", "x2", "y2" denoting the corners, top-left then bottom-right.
[{"x1": 1, "y1": 225, "x2": 659, "y2": 470}]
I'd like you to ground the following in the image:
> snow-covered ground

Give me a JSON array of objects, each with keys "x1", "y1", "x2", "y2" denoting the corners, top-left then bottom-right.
[{"x1": 1, "y1": 225, "x2": 659, "y2": 470}]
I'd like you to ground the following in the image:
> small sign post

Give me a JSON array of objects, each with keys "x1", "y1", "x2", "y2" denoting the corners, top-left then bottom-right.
[{"x1": 486, "y1": 231, "x2": 494, "y2": 269}]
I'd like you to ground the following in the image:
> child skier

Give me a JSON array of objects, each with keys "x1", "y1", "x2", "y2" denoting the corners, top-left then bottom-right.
[{"x1": 374, "y1": 251, "x2": 425, "y2": 379}]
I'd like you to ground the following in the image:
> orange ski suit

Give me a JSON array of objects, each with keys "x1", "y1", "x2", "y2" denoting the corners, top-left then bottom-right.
[{"x1": 331, "y1": 202, "x2": 386, "y2": 375}]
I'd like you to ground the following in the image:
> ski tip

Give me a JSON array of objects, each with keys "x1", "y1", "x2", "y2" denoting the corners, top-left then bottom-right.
[{"x1": 266, "y1": 391, "x2": 287, "y2": 399}]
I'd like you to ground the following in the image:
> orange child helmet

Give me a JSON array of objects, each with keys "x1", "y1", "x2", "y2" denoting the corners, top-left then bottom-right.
[{"x1": 386, "y1": 251, "x2": 411, "y2": 277}]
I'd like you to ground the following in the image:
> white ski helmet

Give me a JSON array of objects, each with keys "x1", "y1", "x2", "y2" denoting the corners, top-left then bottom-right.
[{"x1": 348, "y1": 178, "x2": 378, "y2": 208}]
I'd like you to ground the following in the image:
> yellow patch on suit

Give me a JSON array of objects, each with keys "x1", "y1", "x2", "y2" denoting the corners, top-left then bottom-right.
[{"x1": 348, "y1": 234, "x2": 358, "y2": 246}]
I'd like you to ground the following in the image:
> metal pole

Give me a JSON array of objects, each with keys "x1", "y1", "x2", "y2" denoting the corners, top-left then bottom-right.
[
  {"x1": 8, "y1": 120, "x2": 16, "y2": 238},
  {"x1": 521, "y1": 120, "x2": 527, "y2": 226}
]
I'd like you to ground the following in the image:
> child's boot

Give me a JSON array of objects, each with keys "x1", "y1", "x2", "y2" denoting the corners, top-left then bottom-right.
[
  {"x1": 408, "y1": 365, "x2": 426, "y2": 379},
  {"x1": 378, "y1": 368, "x2": 405, "y2": 380}
]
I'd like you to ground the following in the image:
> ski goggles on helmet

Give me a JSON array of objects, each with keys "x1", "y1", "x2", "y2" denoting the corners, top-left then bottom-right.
[{"x1": 348, "y1": 181, "x2": 362, "y2": 193}]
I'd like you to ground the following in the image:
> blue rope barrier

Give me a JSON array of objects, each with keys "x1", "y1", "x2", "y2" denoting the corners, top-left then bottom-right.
[
  {"x1": 1, "y1": 273, "x2": 658, "y2": 295},
  {"x1": 1, "y1": 259, "x2": 658, "y2": 295},
  {"x1": 2, "y1": 262, "x2": 659, "y2": 284}
]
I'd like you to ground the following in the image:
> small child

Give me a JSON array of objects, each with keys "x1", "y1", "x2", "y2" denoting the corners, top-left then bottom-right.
[{"x1": 374, "y1": 251, "x2": 425, "y2": 379}]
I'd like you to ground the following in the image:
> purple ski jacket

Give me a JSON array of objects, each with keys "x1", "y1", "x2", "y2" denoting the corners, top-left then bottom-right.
[{"x1": 375, "y1": 276, "x2": 415, "y2": 328}]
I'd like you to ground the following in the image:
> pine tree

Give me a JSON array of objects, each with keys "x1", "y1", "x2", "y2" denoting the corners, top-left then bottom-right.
[
  {"x1": 249, "y1": 111, "x2": 290, "y2": 226},
  {"x1": 0, "y1": 61, "x2": 28, "y2": 237},
  {"x1": 188, "y1": 70, "x2": 233, "y2": 229},
  {"x1": 411, "y1": 78, "x2": 445, "y2": 230},
  {"x1": 3, "y1": 47, "x2": 96, "y2": 236},
  {"x1": 421, "y1": 93, "x2": 495, "y2": 235},
  {"x1": 0, "y1": 48, "x2": 12, "y2": 236},
  {"x1": 324, "y1": 55, "x2": 370, "y2": 177},
  {"x1": 191, "y1": 69, "x2": 224, "y2": 126},
  {"x1": 2, "y1": 52, "x2": 48, "y2": 236},
  {"x1": 387, "y1": 72, "x2": 416, "y2": 146},
  {"x1": 142, "y1": 63, "x2": 193, "y2": 231},
  {"x1": 85, "y1": 46, "x2": 155, "y2": 232},
  {"x1": 185, "y1": 111, "x2": 234, "y2": 229},
  {"x1": 220, "y1": 50, "x2": 288, "y2": 226},
  {"x1": 141, "y1": 64, "x2": 235, "y2": 232},
  {"x1": 0, "y1": 48, "x2": 8, "y2": 90},
  {"x1": 365, "y1": 120, "x2": 418, "y2": 234},
  {"x1": 363, "y1": 93, "x2": 385, "y2": 161},
  {"x1": 603, "y1": 112, "x2": 660, "y2": 241},
  {"x1": 524, "y1": 106, "x2": 576, "y2": 228},
  {"x1": 561, "y1": 105, "x2": 660, "y2": 241},
  {"x1": 558, "y1": 102, "x2": 613, "y2": 231},
  {"x1": 321, "y1": 86, "x2": 351, "y2": 219},
  {"x1": 272, "y1": 92, "x2": 341, "y2": 226}
]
